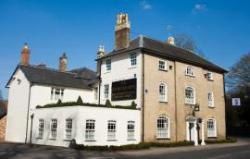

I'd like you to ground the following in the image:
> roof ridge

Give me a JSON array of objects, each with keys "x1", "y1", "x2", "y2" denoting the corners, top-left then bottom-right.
[{"x1": 23, "y1": 64, "x2": 76, "y2": 75}]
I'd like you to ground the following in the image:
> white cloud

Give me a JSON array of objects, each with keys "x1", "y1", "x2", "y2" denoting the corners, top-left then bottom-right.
[
  {"x1": 193, "y1": 4, "x2": 207, "y2": 13},
  {"x1": 166, "y1": 25, "x2": 173, "y2": 32},
  {"x1": 140, "y1": 1, "x2": 152, "y2": 10}
]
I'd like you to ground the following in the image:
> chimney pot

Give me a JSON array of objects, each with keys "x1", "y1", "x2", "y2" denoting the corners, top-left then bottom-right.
[
  {"x1": 59, "y1": 53, "x2": 67, "y2": 72},
  {"x1": 167, "y1": 36, "x2": 175, "y2": 45}
]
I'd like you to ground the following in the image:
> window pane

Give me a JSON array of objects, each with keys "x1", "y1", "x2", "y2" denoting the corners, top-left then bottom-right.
[
  {"x1": 85, "y1": 120, "x2": 95, "y2": 140},
  {"x1": 107, "y1": 120, "x2": 116, "y2": 140}
]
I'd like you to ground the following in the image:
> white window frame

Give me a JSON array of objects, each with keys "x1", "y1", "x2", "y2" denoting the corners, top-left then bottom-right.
[
  {"x1": 159, "y1": 60, "x2": 168, "y2": 71},
  {"x1": 159, "y1": 83, "x2": 168, "y2": 102},
  {"x1": 185, "y1": 66, "x2": 194, "y2": 76},
  {"x1": 65, "y1": 118, "x2": 73, "y2": 140},
  {"x1": 85, "y1": 119, "x2": 95, "y2": 141},
  {"x1": 207, "y1": 118, "x2": 217, "y2": 137},
  {"x1": 127, "y1": 121, "x2": 135, "y2": 140},
  {"x1": 38, "y1": 119, "x2": 44, "y2": 139},
  {"x1": 51, "y1": 87, "x2": 64, "y2": 101},
  {"x1": 104, "y1": 84, "x2": 109, "y2": 99},
  {"x1": 185, "y1": 86, "x2": 195, "y2": 105},
  {"x1": 50, "y1": 119, "x2": 57, "y2": 139},
  {"x1": 106, "y1": 59, "x2": 111, "y2": 72},
  {"x1": 208, "y1": 92, "x2": 214, "y2": 107},
  {"x1": 156, "y1": 116, "x2": 170, "y2": 139},
  {"x1": 130, "y1": 53, "x2": 137, "y2": 66},
  {"x1": 207, "y1": 72, "x2": 213, "y2": 80},
  {"x1": 107, "y1": 120, "x2": 116, "y2": 141}
]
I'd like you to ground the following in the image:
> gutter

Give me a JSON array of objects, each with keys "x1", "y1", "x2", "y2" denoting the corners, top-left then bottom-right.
[{"x1": 25, "y1": 83, "x2": 32, "y2": 144}]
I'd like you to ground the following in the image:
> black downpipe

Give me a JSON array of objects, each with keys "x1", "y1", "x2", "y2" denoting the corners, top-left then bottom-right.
[
  {"x1": 98, "y1": 61, "x2": 102, "y2": 106},
  {"x1": 174, "y1": 61, "x2": 178, "y2": 142},
  {"x1": 141, "y1": 53, "x2": 145, "y2": 142}
]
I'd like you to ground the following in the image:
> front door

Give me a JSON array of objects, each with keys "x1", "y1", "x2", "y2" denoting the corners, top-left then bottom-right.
[{"x1": 189, "y1": 123, "x2": 196, "y2": 141}]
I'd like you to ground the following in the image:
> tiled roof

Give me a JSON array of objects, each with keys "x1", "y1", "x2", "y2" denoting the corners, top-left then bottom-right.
[
  {"x1": 7, "y1": 65, "x2": 98, "y2": 89},
  {"x1": 99, "y1": 36, "x2": 227, "y2": 73}
]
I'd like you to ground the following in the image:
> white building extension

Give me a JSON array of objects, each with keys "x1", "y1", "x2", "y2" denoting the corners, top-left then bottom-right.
[{"x1": 33, "y1": 106, "x2": 140, "y2": 147}]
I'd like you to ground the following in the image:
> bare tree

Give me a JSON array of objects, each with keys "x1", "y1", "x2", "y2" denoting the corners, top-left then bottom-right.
[
  {"x1": 227, "y1": 52, "x2": 250, "y2": 89},
  {"x1": 0, "y1": 90, "x2": 2, "y2": 101},
  {"x1": 174, "y1": 33, "x2": 205, "y2": 57}
]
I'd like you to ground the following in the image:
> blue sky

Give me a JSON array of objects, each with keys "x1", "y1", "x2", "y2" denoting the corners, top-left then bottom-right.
[{"x1": 0, "y1": 0, "x2": 250, "y2": 98}]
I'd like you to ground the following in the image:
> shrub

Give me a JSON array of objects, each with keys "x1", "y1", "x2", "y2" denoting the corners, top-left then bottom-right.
[
  {"x1": 70, "y1": 142, "x2": 151, "y2": 151},
  {"x1": 150, "y1": 141, "x2": 194, "y2": 147},
  {"x1": 57, "y1": 99, "x2": 62, "y2": 105},
  {"x1": 131, "y1": 101, "x2": 137, "y2": 109},
  {"x1": 105, "y1": 100, "x2": 112, "y2": 107},
  {"x1": 205, "y1": 137, "x2": 237, "y2": 144},
  {"x1": 76, "y1": 96, "x2": 83, "y2": 104}
]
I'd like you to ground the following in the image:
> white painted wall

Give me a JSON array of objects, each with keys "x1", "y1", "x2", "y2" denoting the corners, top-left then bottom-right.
[
  {"x1": 5, "y1": 69, "x2": 31, "y2": 143},
  {"x1": 100, "y1": 51, "x2": 142, "y2": 107},
  {"x1": 29, "y1": 85, "x2": 96, "y2": 110},
  {"x1": 32, "y1": 106, "x2": 141, "y2": 147}
]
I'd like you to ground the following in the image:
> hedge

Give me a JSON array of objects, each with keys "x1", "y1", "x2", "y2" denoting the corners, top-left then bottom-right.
[
  {"x1": 69, "y1": 140, "x2": 193, "y2": 151},
  {"x1": 205, "y1": 137, "x2": 237, "y2": 144},
  {"x1": 36, "y1": 98, "x2": 137, "y2": 110}
]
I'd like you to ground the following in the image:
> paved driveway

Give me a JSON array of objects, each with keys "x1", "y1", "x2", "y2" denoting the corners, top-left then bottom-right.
[{"x1": 0, "y1": 138, "x2": 249, "y2": 159}]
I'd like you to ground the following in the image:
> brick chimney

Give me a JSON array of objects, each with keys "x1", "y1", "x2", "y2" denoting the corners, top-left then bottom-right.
[
  {"x1": 115, "y1": 13, "x2": 130, "y2": 50},
  {"x1": 20, "y1": 43, "x2": 30, "y2": 66},
  {"x1": 59, "y1": 53, "x2": 67, "y2": 72}
]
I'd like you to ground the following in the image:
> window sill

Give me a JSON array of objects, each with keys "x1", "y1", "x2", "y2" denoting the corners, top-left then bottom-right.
[
  {"x1": 185, "y1": 74, "x2": 195, "y2": 78},
  {"x1": 156, "y1": 137, "x2": 170, "y2": 140},
  {"x1": 185, "y1": 102, "x2": 196, "y2": 106},
  {"x1": 85, "y1": 140, "x2": 96, "y2": 142},
  {"x1": 63, "y1": 138, "x2": 72, "y2": 141},
  {"x1": 104, "y1": 71, "x2": 111, "y2": 74},
  {"x1": 159, "y1": 69, "x2": 168, "y2": 72},
  {"x1": 128, "y1": 66, "x2": 137, "y2": 69},
  {"x1": 127, "y1": 139, "x2": 136, "y2": 141},
  {"x1": 49, "y1": 138, "x2": 56, "y2": 140},
  {"x1": 36, "y1": 137, "x2": 43, "y2": 140},
  {"x1": 159, "y1": 101, "x2": 168, "y2": 104},
  {"x1": 107, "y1": 139, "x2": 117, "y2": 142},
  {"x1": 208, "y1": 106, "x2": 215, "y2": 108}
]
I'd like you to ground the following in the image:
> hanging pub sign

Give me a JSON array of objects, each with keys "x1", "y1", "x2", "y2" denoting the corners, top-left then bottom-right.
[{"x1": 112, "y1": 78, "x2": 137, "y2": 101}]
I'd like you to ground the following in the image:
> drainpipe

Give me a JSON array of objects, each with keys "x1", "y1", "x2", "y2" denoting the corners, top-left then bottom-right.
[
  {"x1": 223, "y1": 74, "x2": 227, "y2": 139},
  {"x1": 141, "y1": 53, "x2": 145, "y2": 142},
  {"x1": 29, "y1": 113, "x2": 34, "y2": 145},
  {"x1": 25, "y1": 83, "x2": 32, "y2": 144},
  {"x1": 174, "y1": 61, "x2": 178, "y2": 142},
  {"x1": 98, "y1": 60, "x2": 102, "y2": 106}
]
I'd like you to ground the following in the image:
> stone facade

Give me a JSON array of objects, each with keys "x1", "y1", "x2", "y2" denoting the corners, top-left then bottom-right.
[{"x1": 143, "y1": 53, "x2": 226, "y2": 142}]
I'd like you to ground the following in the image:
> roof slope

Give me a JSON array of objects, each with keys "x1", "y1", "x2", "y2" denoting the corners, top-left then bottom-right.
[
  {"x1": 7, "y1": 65, "x2": 98, "y2": 89},
  {"x1": 99, "y1": 36, "x2": 227, "y2": 73}
]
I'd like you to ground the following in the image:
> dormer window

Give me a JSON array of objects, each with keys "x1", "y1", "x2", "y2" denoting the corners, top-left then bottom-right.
[{"x1": 185, "y1": 66, "x2": 194, "y2": 76}]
